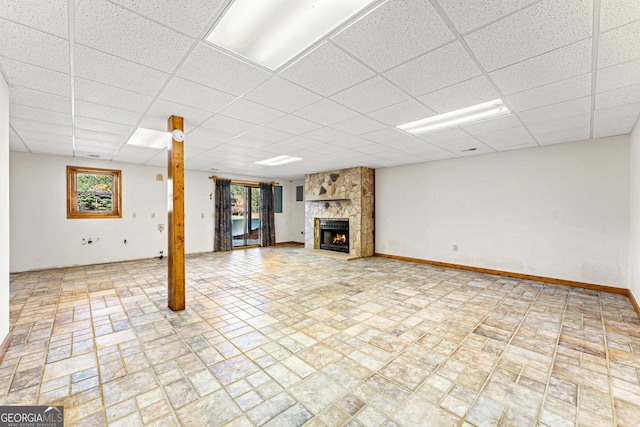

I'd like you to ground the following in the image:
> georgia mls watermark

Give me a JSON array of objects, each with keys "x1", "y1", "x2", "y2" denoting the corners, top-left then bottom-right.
[{"x1": 0, "y1": 406, "x2": 63, "y2": 427}]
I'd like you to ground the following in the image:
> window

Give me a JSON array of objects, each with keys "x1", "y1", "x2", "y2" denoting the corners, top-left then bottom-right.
[{"x1": 67, "y1": 166, "x2": 122, "y2": 219}]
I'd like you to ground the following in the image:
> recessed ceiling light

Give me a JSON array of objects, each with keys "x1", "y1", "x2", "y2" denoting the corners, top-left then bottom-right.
[
  {"x1": 126, "y1": 128, "x2": 170, "y2": 149},
  {"x1": 206, "y1": 0, "x2": 377, "y2": 70},
  {"x1": 255, "y1": 155, "x2": 302, "y2": 166},
  {"x1": 397, "y1": 99, "x2": 512, "y2": 135}
]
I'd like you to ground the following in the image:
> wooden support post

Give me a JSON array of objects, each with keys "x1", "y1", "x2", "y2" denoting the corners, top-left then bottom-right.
[{"x1": 167, "y1": 115, "x2": 185, "y2": 311}]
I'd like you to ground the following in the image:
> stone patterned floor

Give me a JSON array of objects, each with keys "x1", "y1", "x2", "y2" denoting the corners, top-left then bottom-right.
[{"x1": 1, "y1": 246, "x2": 640, "y2": 426}]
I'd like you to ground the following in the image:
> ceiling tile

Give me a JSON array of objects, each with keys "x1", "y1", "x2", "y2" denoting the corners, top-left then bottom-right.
[
  {"x1": 276, "y1": 136, "x2": 323, "y2": 150},
  {"x1": 9, "y1": 135, "x2": 29, "y2": 152},
  {"x1": 304, "y1": 143, "x2": 347, "y2": 155},
  {"x1": 489, "y1": 39, "x2": 592, "y2": 94},
  {"x1": 532, "y1": 124, "x2": 591, "y2": 145},
  {"x1": 75, "y1": 101, "x2": 141, "y2": 125},
  {"x1": 184, "y1": 126, "x2": 232, "y2": 145},
  {"x1": 596, "y1": 57, "x2": 640, "y2": 93},
  {"x1": 109, "y1": 0, "x2": 225, "y2": 37},
  {"x1": 331, "y1": 76, "x2": 410, "y2": 114},
  {"x1": 199, "y1": 114, "x2": 256, "y2": 136},
  {"x1": 29, "y1": 142, "x2": 73, "y2": 156},
  {"x1": 75, "y1": 116, "x2": 132, "y2": 135},
  {"x1": 594, "y1": 103, "x2": 640, "y2": 123},
  {"x1": 224, "y1": 137, "x2": 274, "y2": 151},
  {"x1": 332, "y1": 0, "x2": 454, "y2": 72},
  {"x1": 1, "y1": 57, "x2": 70, "y2": 96},
  {"x1": 75, "y1": 45, "x2": 168, "y2": 95},
  {"x1": 75, "y1": 0, "x2": 193, "y2": 72},
  {"x1": 242, "y1": 127, "x2": 293, "y2": 143},
  {"x1": 332, "y1": 115, "x2": 387, "y2": 135},
  {"x1": 527, "y1": 113, "x2": 592, "y2": 136},
  {"x1": 330, "y1": 136, "x2": 377, "y2": 150},
  {"x1": 422, "y1": 132, "x2": 487, "y2": 152},
  {"x1": 294, "y1": 99, "x2": 359, "y2": 126},
  {"x1": 436, "y1": 0, "x2": 539, "y2": 34},
  {"x1": 146, "y1": 99, "x2": 213, "y2": 129},
  {"x1": 10, "y1": 86, "x2": 70, "y2": 114},
  {"x1": 473, "y1": 126, "x2": 535, "y2": 149},
  {"x1": 74, "y1": 128, "x2": 126, "y2": 144},
  {"x1": 244, "y1": 76, "x2": 322, "y2": 113},
  {"x1": 280, "y1": 42, "x2": 375, "y2": 96},
  {"x1": 506, "y1": 73, "x2": 592, "y2": 112},
  {"x1": 593, "y1": 115, "x2": 637, "y2": 138},
  {"x1": 144, "y1": 151, "x2": 168, "y2": 167},
  {"x1": 598, "y1": 20, "x2": 640, "y2": 68},
  {"x1": 462, "y1": 115, "x2": 522, "y2": 135},
  {"x1": 464, "y1": 0, "x2": 592, "y2": 71},
  {"x1": 595, "y1": 82, "x2": 640, "y2": 110},
  {"x1": 367, "y1": 99, "x2": 436, "y2": 127},
  {"x1": 303, "y1": 128, "x2": 351, "y2": 143},
  {"x1": 360, "y1": 127, "x2": 417, "y2": 145},
  {"x1": 0, "y1": 19, "x2": 69, "y2": 72},
  {"x1": 131, "y1": 115, "x2": 166, "y2": 132},
  {"x1": 267, "y1": 115, "x2": 322, "y2": 135},
  {"x1": 10, "y1": 105, "x2": 71, "y2": 126},
  {"x1": 159, "y1": 77, "x2": 235, "y2": 113},
  {"x1": 418, "y1": 76, "x2": 499, "y2": 114},
  {"x1": 75, "y1": 78, "x2": 153, "y2": 112},
  {"x1": 600, "y1": 0, "x2": 640, "y2": 32},
  {"x1": 16, "y1": 129, "x2": 71, "y2": 145},
  {"x1": 218, "y1": 99, "x2": 285, "y2": 125},
  {"x1": 177, "y1": 43, "x2": 270, "y2": 96},
  {"x1": 0, "y1": 0, "x2": 67, "y2": 37},
  {"x1": 352, "y1": 143, "x2": 393, "y2": 154},
  {"x1": 520, "y1": 97, "x2": 592, "y2": 125},
  {"x1": 384, "y1": 41, "x2": 481, "y2": 96},
  {"x1": 10, "y1": 117, "x2": 71, "y2": 136},
  {"x1": 417, "y1": 127, "x2": 476, "y2": 145}
]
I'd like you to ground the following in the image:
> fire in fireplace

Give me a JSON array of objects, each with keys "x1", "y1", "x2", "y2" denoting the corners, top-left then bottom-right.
[{"x1": 319, "y1": 219, "x2": 349, "y2": 253}]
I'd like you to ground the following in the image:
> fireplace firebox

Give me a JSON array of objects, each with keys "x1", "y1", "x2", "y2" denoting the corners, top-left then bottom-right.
[{"x1": 319, "y1": 219, "x2": 349, "y2": 253}]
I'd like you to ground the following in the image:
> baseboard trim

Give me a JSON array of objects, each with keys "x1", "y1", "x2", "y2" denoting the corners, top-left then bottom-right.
[
  {"x1": 629, "y1": 290, "x2": 640, "y2": 320},
  {"x1": 0, "y1": 332, "x2": 12, "y2": 364},
  {"x1": 374, "y1": 253, "x2": 628, "y2": 295},
  {"x1": 276, "y1": 241, "x2": 304, "y2": 246}
]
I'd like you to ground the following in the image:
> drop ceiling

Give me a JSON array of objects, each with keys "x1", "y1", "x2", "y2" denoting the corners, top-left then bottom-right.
[{"x1": 2, "y1": 0, "x2": 639, "y2": 180}]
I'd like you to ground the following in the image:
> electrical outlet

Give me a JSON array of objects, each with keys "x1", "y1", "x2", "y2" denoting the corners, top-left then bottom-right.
[
  {"x1": 158, "y1": 224, "x2": 164, "y2": 232},
  {"x1": 453, "y1": 244, "x2": 458, "y2": 251},
  {"x1": 201, "y1": 212, "x2": 204, "y2": 218}
]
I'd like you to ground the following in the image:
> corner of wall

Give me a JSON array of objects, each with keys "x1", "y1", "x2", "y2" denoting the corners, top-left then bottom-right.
[
  {"x1": 629, "y1": 120, "x2": 640, "y2": 318},
  {"x1": 0, "y1": 72, "x2": 10, "y2": 342}
]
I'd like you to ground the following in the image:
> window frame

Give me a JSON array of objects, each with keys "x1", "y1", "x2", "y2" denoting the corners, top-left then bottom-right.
[{"x1": 67, "y1": 166, "x2": 122, "y2": 219}]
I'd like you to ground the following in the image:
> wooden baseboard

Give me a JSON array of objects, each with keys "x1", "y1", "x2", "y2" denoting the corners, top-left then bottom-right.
[
  {"x1": 276, "y1": 241, "x2": 304, "y2": 246},
  {"x1": 629, "y1": 290, "x2": 640, "y2": 320},
  {"x1": 0, "y1": 332, "x2": 12, "y2": 364},
  {"x1": 374, "y1": 253, "x2": 629, "y2": 295}
]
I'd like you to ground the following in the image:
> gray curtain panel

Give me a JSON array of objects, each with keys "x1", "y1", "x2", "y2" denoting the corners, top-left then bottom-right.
[
  {"x1": 214, "y1": 179, "x2": 233, "y2": 251},
  {"x1": 259, "y1": 183, "x2": 276, "y2": 247}
]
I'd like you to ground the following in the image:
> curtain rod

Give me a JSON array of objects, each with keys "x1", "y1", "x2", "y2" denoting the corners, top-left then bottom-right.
[{"x1": 209, "y1": 176, "x2": 279, "y2": 186}]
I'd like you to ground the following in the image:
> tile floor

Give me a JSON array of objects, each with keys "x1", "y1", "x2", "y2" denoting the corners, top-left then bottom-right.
[{"x1": 1, "y1": 247, "x2": 640, "y2": 426}]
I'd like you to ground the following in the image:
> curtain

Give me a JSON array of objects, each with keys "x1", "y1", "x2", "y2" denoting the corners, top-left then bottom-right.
[
  {"x1": 214, "y1": 179, "x2": 233, "y2": 251},
  {"x1": 259, "y1": 183, "x2": 276, "y2": 247}
]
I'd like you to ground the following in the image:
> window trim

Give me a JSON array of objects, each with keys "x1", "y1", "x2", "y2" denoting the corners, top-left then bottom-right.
[{"x1": 67, "y1": 166, "x2": 122, "y2": 219}]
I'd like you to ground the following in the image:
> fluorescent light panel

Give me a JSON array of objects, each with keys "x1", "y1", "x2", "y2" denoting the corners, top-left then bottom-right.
[
  {"x1": 255, "y1": 155, "x2": 302, "y2": 166},
  {"x1": 397, "y1": 99, "x2": 512, "y2": 135},
  {"x1": 207, "y1": 0, "x2": 377, "y2": 70},
  {"x1": 126, "y1": 128, "x2": 170, "y2": 149}
]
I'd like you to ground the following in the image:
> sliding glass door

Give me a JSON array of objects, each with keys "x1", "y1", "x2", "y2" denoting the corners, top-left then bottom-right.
[{"x1": 231, "y1": 185, "x2": 260, "y2": 247}]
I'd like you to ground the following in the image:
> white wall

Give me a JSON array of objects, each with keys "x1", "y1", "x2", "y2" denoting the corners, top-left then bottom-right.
[
  {"x1": 376, "y1": 136, "x2": 630, "y2": 288},
  {"x1": 0, "y1": 76, "x2": 10, "y2": 343},
  {"x1": 279, "y1": 179, "x2": 305, "y2": 243},
  {"x1": 630, "y1": 123, "x2": 640, "y2": 300}
]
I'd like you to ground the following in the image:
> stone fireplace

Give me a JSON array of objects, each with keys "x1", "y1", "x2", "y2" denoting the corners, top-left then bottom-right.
[{"x1": 305, "y1": 166, "x2": 374, "y2": 258}]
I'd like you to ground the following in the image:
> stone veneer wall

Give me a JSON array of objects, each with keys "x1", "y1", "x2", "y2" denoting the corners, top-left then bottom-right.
[{"x1": 304, "y1": 167, "x2": 374, "y2": 257}]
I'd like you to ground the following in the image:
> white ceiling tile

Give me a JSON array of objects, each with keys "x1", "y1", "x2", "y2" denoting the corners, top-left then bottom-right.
[
  {"x1": 75, "y1": 45, "x2": 168, "y2": 95},
  {"x1": 527, "y1": 113, "x2": 592, "y2": 136},
  {"x1": 159, "y1": 77, "x2": 235, "y2": 113},
  {"x1": 75, "y1": 101, "x2": 141, "y2": 125},
  {"x1": 10, "y1": 86, "x2": 70, "y2": 114},
  {"x1": 276, "y1": 136, "x2": 323, "y2": 150},
  {"x1": 352, "y1": 143, "x2": 394, "y2": 154},
  {"x1": 360, "y1": 127, "x2": 417, "y2": 145},
  {"x1": 15, "y1": 129, "x2": 71, "y2": 145},
  {"x1": 593, "y1": 115, "x2": 637, "y2": 137},
  {"x1": 418, "y1": 76, "x2": 500, "y2": 114},
  {"x1": 224, "y1": 137, "x2": 274, "y2": 151},
  {"x1": 332, "y1": 115, "x2": 387, "y2": 135},
  {"x1": 244, "y1": 76, "x2": 322, "y2": 113},
  {"x1": 136, "y1": 115, "x2": 170, "y2": 133},
  {"x1": 489, "y1": 39, "x2": 592, "y2": 94},
  {"x1": 419, "y1": 150, "x2": 459, "y2": 161},
  {"x1": 183, "y1": 135, "x2": 225, "y2": 150},
  {"x1": 330, "y1": 136, "x2": 377, "y2": 150},
  {"x1": 1, "y1": 57, "x2": 70, "y2": 96},
  {"x1": 267, "y1": 115, "x2": 322, "y2": 135},
  {"x1": 29, "y1": 142, "x2": 73, "y2": 156},
  {"x1": 304, "y1": 143, "x2": 347, "y2": 156},
  {"x1": 464, "y1": 0, "x2": 592, "y2": 71},
  {"x1": 436, "y1": 0, "x2": 540, "y2": 34},
  {"x1": 10, "y1": 105, "x2": 71, "y2": 126},
  {"x1": 184, "y1": 156, "x2": 219, "y2": 170},
  {"x1": 9, "y1": 136, "x2": 29, "y2": 152},
  {"x1": 75, "y1": 0, "x2": 193, "y2": 72},
  {"x1": 109, "y1": 0, "x2": 225, "y2": 37},
  {"x1": 331, "y1": 76, "x2": 410, "y2": 114},
  {"x1": 596, "y1": 82, "x2": 640, "y2": 110},
  {"x1": 280, "y1": 42, "x2": 375, "y2": 96},
  {"x1": 600, "y1": 0, "x2": 640, "y2": 32},
  {"x1": 75, "y1": 78, "x2": 153, "y2": 112},
  {"x1": 0, "y1": 19, "x2": 69, "y2": 72},
  {"x1": 598, "y1": 20, "x2": 640, "y2": 68},
  {"x1": 303, "y1": 128, "x2": 350, "y2": 143},
  {"x1": 473, "y1": 126, "x2": 535, "y2": 149},
  {"x1": 75, "y1": 144, "x2": 120, "y2": 157},
  {"x1": 332, "y1": 0, "x2": 454, "y2": 72},
  {"x1": 594, "y1": 103, "x2": 640, "y2": 123},
  {"x1": 75, "y1": 116, "x2": 132, "y2": 135},
  {"x1": 200, "y1": 114, "x2": 256, "y2": 136},
  {"x1": 532, "y1": 124, "x2": 591, "y2": 145},
  {"x1": 462, "y1": 115, "x2": 522, "y2": 135},
  {"x1": 178, "y1": 43, "x2": 270, "y2": 96},
  {"x1": 146, "y1": 99, "x2": 213, "y2": 129},
  {"x1": 384, "y1": 41, "x2": 481, "y2": 96},
  {"x1": 367, "y1": 99, "x2": 436, "y2": 127},
  {"x1": 520, "y1": 97, "x2": 592, "y2": 125},
  {"x1": 239, "y1": 126, "x2": 293, "y2": 143},
  {"x1": 596, "y1": 57, "x2": 640, "y2": 93},
  {"x1": 260, "y1": 142, "x2": 304, "y2": 156},
  {"x1": 493, "y1": 142, "x2": 538, "y2": 152},
  {"x1": 0, "y1": 0, "x2": 67, "y2": 37},
  {"x1": 506, "y1": 73, "x2": 592, "y2": 112},
  {"x1": 424, "y1": 133, "x2": 488, "y2": 152},
  {"x1": 219, "y1": 99, "x2": 285, "y2": 125},
  {"x1": 144, "y1": 151, "x2": 168, "y2": 167},
  {"x1": 10, "y1": 117, "x2": 71, "y2": 136},
  {"x1": 417, "y1": 127, "x2": 476, "y2": 144},
  {"x1": 75, "y1": 128, "x2": 126, "y2": 144},
  {"x1": 294, "y1": 99, "x2": 359, "y2": 126}
]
